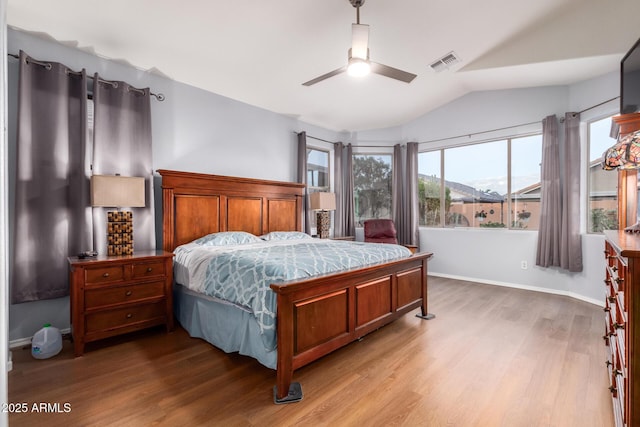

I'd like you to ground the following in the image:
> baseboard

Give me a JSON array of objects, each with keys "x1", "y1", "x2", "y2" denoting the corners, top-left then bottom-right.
[
  {"x1": 9, "y1": 328, "x2": 71, "y2": 350},
  {"x1": 429, "y1": 272, "x2": 604, "y2": 307}
]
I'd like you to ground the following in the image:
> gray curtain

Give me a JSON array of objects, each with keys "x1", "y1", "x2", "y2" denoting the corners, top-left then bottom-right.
[
  {"x1": 392, "y1": 143, "x2": 419, "y2": 246},
  {"x1": 405, "y1": 142, "x2": 419, "y2": 246},
  {"x1": 12, "y1": 51, "x2": 90, "y2": 303},
  {"x1": 536, "y1": 114, "x2": 582, "y2": 272},
  {"x1": 297, "y1": 132, "x2": 310, "y2": 234},
  {"x1": 334, "y1": 142, "x2": 344, "y2": 237},
  {"x1": 392, "y1": 144, "x2": 405, "y2": 241},
  {"x1": 334, "y1": 142, "x2": 355, "y2": 237},
  {"x1": 561, "y1": 113, "x2": 583, "y2": 272},
  {"x1": 92, "y1": 74, "x2": 155, "y2": 253}
]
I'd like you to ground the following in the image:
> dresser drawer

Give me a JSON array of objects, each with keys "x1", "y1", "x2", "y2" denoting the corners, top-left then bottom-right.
[
  {"x1": 85, "y1": 265, "x2": 125, "y2": 284},
  {"x1": 85, "y1": 302, "x2": 166, "y2": 333},
  {"x1": 132, "y1": 260, "x2": 166, "y2": 279},
  {"x1": 84, "y1": 281, "x2": 165, "y2": 309}
]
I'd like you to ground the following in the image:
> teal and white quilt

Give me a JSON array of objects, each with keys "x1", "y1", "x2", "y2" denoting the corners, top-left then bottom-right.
[{"x1": 174, "y1": 238, "x2": 411, "y2": 350}]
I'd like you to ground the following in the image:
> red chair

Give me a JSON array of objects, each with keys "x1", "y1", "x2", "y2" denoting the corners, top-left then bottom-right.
[{"x1": 364, "y1": 219, "x2": 398, "y2": 244}]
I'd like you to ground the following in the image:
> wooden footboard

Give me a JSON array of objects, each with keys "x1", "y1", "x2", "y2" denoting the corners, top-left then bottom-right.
[{"x1": 271, "y1": 251, "x2": 433, "y2": 403}]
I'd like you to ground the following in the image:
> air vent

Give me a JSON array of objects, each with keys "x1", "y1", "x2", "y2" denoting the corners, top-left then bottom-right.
[{"x1": 429, "y1": 51, "x2": 461, "y2": 72}]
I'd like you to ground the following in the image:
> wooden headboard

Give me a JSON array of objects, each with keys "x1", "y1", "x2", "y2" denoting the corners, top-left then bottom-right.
[{"x1": 158, "y1": 170, "x2": 306, "y2": 252}]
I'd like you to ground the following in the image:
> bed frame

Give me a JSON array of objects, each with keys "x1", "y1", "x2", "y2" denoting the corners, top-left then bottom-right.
[{"x1": 158, "y1": 169, "x2": 434, "y2": 403}]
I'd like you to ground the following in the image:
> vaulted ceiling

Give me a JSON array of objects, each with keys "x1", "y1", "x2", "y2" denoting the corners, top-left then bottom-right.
[{"x1": 7, "y1": 0, "x2": 640, "y2": 131}]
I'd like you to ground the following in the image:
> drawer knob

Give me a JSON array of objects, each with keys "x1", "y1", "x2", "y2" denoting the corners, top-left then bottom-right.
[
  {"x1": 126, "y1": 313, "x2": 133, "y2": 319},
  {"x1": 606, "y1": 360, "x2": 613, "y2": 367},
  {"x1": 125, "y1": 290, "x2": 133, "y2": 296},
  {"x1": 603, "y1": 307, "x2": 611, "y2": 312},
  {"x1": 609, "y1": 385, "x2": 617, "y2": 394},
  {"x1": 614, "y1": 369, "x2": 623, "y2": 377},
  {"x1": 103, "y1": 272, "x2": 110, "y2": 278},
  {"x1": 615, "y1": 277, "x2": 624, "y2": 284},
  {"x1": 614, "y1": 323, "x2": 625, "y2": 330},
  {"x1": 608, "y1": 296, "x2": 616, "y2": 303},
  {"x1": 146, "y1": 267, "x2": 153, "y2": 273},
  {"x1": 611, "y1": 266, "x2": 618, "y2": 272}
]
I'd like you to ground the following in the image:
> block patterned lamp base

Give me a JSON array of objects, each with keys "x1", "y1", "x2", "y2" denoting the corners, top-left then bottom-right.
[
  {"x1": 317, "y1": 211, "x2": 330, "y2": 239},
  {"x1": 107, "y1": 211, "x2": 133, "y2": 255}
]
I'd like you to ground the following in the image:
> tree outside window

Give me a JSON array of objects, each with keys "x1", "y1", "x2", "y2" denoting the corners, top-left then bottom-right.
[{"x1": 353, "y1": 154, "x2": 392, "y2": 226}]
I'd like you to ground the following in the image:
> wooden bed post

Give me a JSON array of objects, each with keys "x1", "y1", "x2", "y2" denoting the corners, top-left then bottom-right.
[
  {"x1": 416, "y1": 254, "x2": 435, "y2": 320},
  {"x1": 274, "y1": 292, "x2": 303, "y2": 404}
]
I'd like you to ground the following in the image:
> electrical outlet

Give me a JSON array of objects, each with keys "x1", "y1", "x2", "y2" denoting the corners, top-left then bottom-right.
[{"x1": 521, "y1": 261, "x2": 528, "y2": 270}]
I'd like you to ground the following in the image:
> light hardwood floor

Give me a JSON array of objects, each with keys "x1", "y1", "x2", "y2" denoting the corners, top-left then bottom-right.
[{"x1": 9, "y1": 277, "x2": 613, "y2": 426}]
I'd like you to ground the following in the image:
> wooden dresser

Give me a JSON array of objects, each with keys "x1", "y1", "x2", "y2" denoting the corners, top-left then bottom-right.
[
  {"x1": 68, "y1": 250, "x2": 174, "y2": 356},
  {"x1": 604, "y1": 230, "x2": 640, "y2": 426}
]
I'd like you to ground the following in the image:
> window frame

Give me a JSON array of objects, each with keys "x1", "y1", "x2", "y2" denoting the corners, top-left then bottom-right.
[
  {"x1": 352, "y1": 147, "x2": 394, "y2": 227},
  {"x1": 586, "y1": 113, "x2": 619, "y2": 234},
  {"x1": 418, "y1": 132, "x2": 542, "y2": 230}
]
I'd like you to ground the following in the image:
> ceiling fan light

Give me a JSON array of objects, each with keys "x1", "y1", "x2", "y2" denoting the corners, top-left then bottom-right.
[{"x1": 347, "y1": 57, "x2": 370, "y2": 77}]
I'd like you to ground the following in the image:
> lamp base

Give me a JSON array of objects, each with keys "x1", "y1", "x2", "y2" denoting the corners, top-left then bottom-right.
[
  {"x1": 107, "y1": 211, "x2": 134, "y2": 255},
  {"x1": 317, "y1": 211, "x2": 330, "y2": 239}
]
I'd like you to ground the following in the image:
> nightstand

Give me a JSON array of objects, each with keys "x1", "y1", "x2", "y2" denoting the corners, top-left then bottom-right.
[{"x1": 68, "y1": 250, "x2": 174, "y2": 356}]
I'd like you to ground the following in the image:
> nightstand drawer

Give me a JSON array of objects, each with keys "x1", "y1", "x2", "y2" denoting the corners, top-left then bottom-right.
[
  {"x1": 85, "y1": 281, "x2": 165, "y2": 309},
  {"x1": 85, "y1": 302, "x2": 166, "y2": 333},
  {"x1": 85, "y1": 265, "x2": 125, "y2": 284},
  {"x1": 132, "y1": 260, "x2": 166, "y2": 279}
]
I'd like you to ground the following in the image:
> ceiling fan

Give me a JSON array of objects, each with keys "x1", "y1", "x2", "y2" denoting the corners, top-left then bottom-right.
[{"x1": 302, "y1": 0, "x2": 417, "y2": 86}]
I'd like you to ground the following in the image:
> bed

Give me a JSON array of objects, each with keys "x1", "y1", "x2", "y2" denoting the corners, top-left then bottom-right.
[{"x1": 158, "y1": 169, "x2": 434, "y2": 403}]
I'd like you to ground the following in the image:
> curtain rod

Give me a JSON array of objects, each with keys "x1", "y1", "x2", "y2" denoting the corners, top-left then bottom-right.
[
  {"x1": 7, "y1": 52, "x2": 165, "y2": 101},
  {"x1": 418, "y1": 97, "x2": 620, "y2": 145}
]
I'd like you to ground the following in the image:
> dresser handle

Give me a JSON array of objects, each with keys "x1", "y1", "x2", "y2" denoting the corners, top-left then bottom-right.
[
  {"x1": 103, "y1": 272, "x2": 110, "y2": 278},
  {"x1": 146, "y1": 267, "x2": 153, "y2": 273},
  {"x1": 614, "y1": 369, "x2": 623, "y2": 377},
  {"x1": 603, "y1": 306, "x2": 611, "y2": 312},
  {"x1": 608, "y1": 296, "x2": 616, "y2": 303},
  {"x1": 606, "y1": 360, "x2": 613, "y2": 367},
  {"x1": 126, "y1": 313, "x2": 133, "y2": 319},
  {"x1": 614, "y1": 323, "x2": 625, "y2": 330},
  {"x1": 609, "y1": 385, "x2": 617, "y2": 394},
  {"x1": 125, "y1": 290, "x2": 132, "y2": 296},
  {"x1": 612, "y1": 266, "x2": 618, "y2": 272}
]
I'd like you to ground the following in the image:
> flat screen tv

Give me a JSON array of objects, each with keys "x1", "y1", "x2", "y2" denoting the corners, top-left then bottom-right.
[{"x1": 621, "y1": 36, "x2": 640, "y2": 114}]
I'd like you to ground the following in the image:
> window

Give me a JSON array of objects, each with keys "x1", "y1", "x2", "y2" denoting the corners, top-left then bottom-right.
[
  {"x1": 588, "y1": 115, "x2": 618, "y2": 233},
  {"x1": 306, "y1": 147, "x2": 330, "y2": 230},
  {"x1": 353, "y1": 154, "x2": 392, "y2": 226},
  {"x1": 418, "y1": 134, "x2": 542, "y2": 230},
  {"x1": 307, "y1": 148, "x2": 330, "y2": 191}
]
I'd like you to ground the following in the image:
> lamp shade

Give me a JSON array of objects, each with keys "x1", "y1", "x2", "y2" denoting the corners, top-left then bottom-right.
[
  {"x1": 602, "y1": 129, "x2": 640, "y2": 170},
  {"x1": 310, "y1": 192, "x2": 336, "y2": 211},
  {"x1": 91, "y1": 175, "x2": 146, "y2": 207}
]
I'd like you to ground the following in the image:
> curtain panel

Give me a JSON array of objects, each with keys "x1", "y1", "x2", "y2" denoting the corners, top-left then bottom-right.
[
  {"x1": 92, "y1": 74, "x2": 155, "y2": 253},
  {"x1": 12, "y1": 51, "x2": 90, "y2": 303},
  {"x1": 334, "y1": 142, "x2": 344, "y2": 237},
  {"x1": 535, "y1": 114, "x2": 582, "y2": 272},
  {"x1": 392, "y1": 143, "x2": 419, "y2": 246}
]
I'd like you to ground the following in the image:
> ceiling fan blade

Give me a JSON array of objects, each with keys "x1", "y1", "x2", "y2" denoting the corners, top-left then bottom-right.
[
  {"x1": 351, "y1": 24, "x2": 369, "y2": 60},
  {"x1": 370, "y1": 62, "x2": 417, "y2": 83},
  {"x1": 302, "y1": 66, "x2": 347, "y2": 86}
]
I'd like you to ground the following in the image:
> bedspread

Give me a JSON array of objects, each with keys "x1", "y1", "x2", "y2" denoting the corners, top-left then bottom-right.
[{"x1": 174, "y1": 239, "x2": 412, "y2": 350}]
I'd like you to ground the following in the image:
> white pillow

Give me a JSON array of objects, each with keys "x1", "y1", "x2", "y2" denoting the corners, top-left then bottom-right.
[
  {"x1": 193, "y1": 231, "x2": 262, "y2": 246},
  {"x1": 260, "y1": 231, "x2": 313, "y2": 241}
]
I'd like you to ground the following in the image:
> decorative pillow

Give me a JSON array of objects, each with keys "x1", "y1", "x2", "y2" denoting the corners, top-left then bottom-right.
[
  {"x1": 260, "y1": 231, "x2": 313, "y2": 241},
  {"x1": 193, "y1": 231, "x2": 262, "y2": 246}
]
